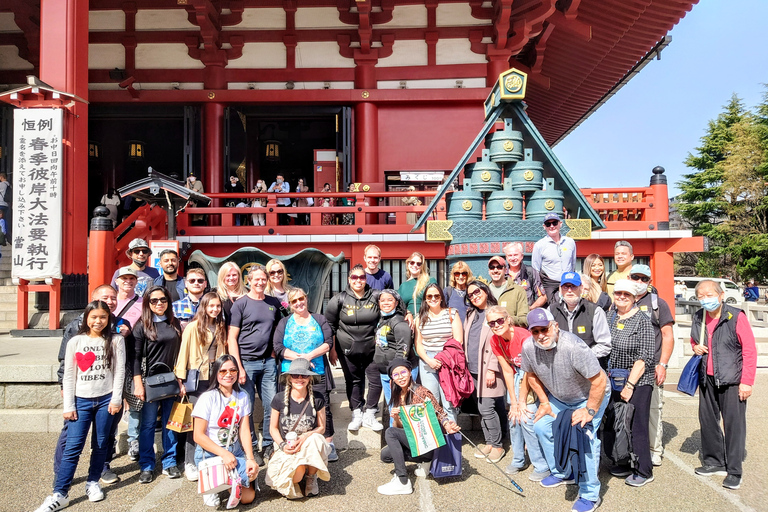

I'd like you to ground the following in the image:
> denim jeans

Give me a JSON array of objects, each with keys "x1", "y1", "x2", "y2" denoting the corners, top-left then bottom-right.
[
  {"x1": 54, "y1": 407, "x2": 121, "y2": 475},
  {"x1": 54, "y1": 394, "x2": 113, "y2": 496},
  {"x1": 242, "y1": 357, "x2": 277, "y2": 448},
  {"x1": 509, "y1": 371, "x2": 548, "y2": 473},
  {"x1": 127, "y1": 406, "x2": 141, "y2": 443},
  {"x1": 419, "y1": 351, "x2": 458, "y2": 422},
  {"x1": 139, "y1": 396, "x2": 179, "y2": 471},
  {"x1": 533, "y1": 387, "x2": 610, "y2": 502}
]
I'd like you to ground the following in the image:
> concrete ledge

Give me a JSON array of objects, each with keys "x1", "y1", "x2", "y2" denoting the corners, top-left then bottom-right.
[
  {"x1": 1, "y1": 383, "x2": 61, "y2": 409},
  {"x1": 0, "y1": 364, "x2": 58, "y2": 383},
  {"x1": 0, "y1": 409, "x2": 62, "y2": 432}
]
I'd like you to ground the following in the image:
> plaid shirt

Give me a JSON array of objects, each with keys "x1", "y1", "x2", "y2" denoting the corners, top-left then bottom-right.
[
  {"x1": 608, "y1": 309, "x2": 656, "y2": 386},
  {"x1": 172, "y1": 295, "x2": 200, "y2": 321}
]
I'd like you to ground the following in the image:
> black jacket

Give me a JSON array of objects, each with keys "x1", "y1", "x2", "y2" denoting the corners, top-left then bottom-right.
[
  {"x1": 691, "y1": 303, "x2": 745, "y2": 387},
  {"x1": 551, "y1": 298, "x2": 597, "y2": 348},
  {"x1": 325, "y1": 285, "x2": 381, "y2": 357},
  {"x1": 373, "y1": 312, "x2": 413, "y2": 369}
]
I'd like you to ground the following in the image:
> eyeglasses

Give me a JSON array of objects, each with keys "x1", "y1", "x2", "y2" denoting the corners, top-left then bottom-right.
[
  {"x1": 218, "y1": 368, "x2": 238, "y2": 376},
  {"x1": 453, "y1": 272, "x2": 468, "y2": 277},
  {"x1": 488, "y1": 264, "x2": 504, "y2": 270},
  {"x1": 132, "y1": 248, "x2": 150, "y2": 254},
  {"x1": 425, "y1": 294, "x2": 441, "y2": 300},
  {"x1": 391, "y1": 370, "x2": 410, "y2": 379},
  {"x1": 269, "y1": 270, "x2": 283, "y2": 276},
  {"x1": 408, "y1": 260, "x2": 423, "y2": 267},
  {"x1": 187, "y1": 278, "x2": 206, "y2": 284},
  {"x1": 468, "y1": 288, "x2": 483, "y2": 298},
  {"x1": 149, "y1": 297, "x2": 168, "y2": 305},
  {"x1": 544, "y1": 221, "x2": 560, "y2": 227},
  {"x1": 629, "y1": 274, "x2": 651, "y2": 283},
  {"x1": 290, "y1": 296, "x2": 306, "y2": 305},
  {"x1": 487, "y1": 318, "x2": 506, "y2": 328},
  {"x1": 349, "y1": 274, "x2": 366, "y2": 281}
]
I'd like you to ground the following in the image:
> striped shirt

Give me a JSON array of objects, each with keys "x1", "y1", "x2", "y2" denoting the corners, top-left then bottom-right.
[{"x1": 418, "y1": 308, "x2": 455, "y2": 352}]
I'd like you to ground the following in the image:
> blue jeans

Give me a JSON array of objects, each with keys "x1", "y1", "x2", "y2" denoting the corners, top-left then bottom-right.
[
  {"x1": 194, "y1": 443, "x2": 251, "y2": 488},
  {"x1": 533, "y1": 388, "x2": 610, "y2": 502},
  {"x1": 419, "y1": 351, "x2": 458, "y2": 422},
  {"x1": 139, "y1": 396, "x2": 179, "y2": 471},
  {"x1": 241, "y1": 357, "x2": 277, "y2": 448},
  {"x1": 509, "y1": 371, "x2": 548, "y2": 473},
  {"x1": 128, "y1": 407, "x2": 141, "y2": 443},
  {"x1": 54, "y1": 394, "x2": 113, "y2": 496}
]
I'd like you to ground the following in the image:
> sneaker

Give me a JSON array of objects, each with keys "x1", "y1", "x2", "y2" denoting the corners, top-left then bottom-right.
[
  {"x1": 504, "y1": 463, "x2": 526, "y2": 475},
  {"x1": 625, "y1": 474, "x2": 654, "y2": 487},
  {"x1": 138, "y1": 470, "x2": 154, "y2": 484},
  {"x1": 473, "y1": 444, "x2": 492, "y2": 459},
  {"x1": 327, "y1": 442, "x2": 339, "y2": 462},
  {"x1": 695, "y1": 465, "x2": 727, "y2": 477},
  {"x1": 163, "y1": 466, "x2": 182, "y2": 479},
  {"x1": 305, "y1": 473, "x2": 319, "y2": 496},
  {"x1": 487, "y1": 447, "x2": 505, "y2": 463},
  {"x1": 723, "y1": 475, "x2": 741, "y2": 490},
  {"x1": 100, "y1": 465, "x2": 119, "y2": 484},
  {"x1": 262, "y1": 444, "x2": 274, "y2": 461},
  {"x1": 609, "y1": 465, "x2": 632, "y2": 478},
  {"x1": 203, "y1": 493, "x2": 221, "y2": 507},
  {"x1": 414, "y1": 462, "x2": 430, "y2": 478},
  {"x1": 540, "y1": 474, "x2": 575, "y2": 488},
  {"x1": 128, "y1": 440, "x2": 140, "y2": 461},
  {"x1": 377, "y1": 475, "x2": 413, "y2": 495},
  {"x1": 348, "y1": 409, "x2": 364, "y2": 431},
  {"x1": 362, "y1": 408, "x2": 384, "y2": 431},
  {"x1": 185, "y1": 463, "x2": 199, "y2": 482},
  {"x1": 651, "y1": 454, "x2": 663, "y2": 467},
  {"x1": 528, "y1": 469, "x2": 551, "y2": 482},
  {"x1": 572, "y1": 496, "x2": 602, "y2": 512},
  {"x1": 85, "y1": 481, "x2": 104, "y2": 502},
  {"x1": 34, "y1": 492, "x2": 70, "y2": 512}
]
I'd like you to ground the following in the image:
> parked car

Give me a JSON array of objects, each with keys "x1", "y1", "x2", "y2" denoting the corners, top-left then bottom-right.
[{"x1": 675, "y1": 276, "x2": 743, "y2": 305}]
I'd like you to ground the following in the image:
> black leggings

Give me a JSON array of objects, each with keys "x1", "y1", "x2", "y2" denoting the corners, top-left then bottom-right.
[
  {"x1": 381, "y1": 427, "x2": 433, "y2": 478},
  {"x1": 605, "y1": 385, "x2": 653, "y2": 478},
  {"x1": 337, "y1": 350, "x2": 381, "y2": 411}
]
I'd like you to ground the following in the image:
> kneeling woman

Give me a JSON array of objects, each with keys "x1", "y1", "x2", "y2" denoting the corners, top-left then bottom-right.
[
  {"x1": 378, "y1": 358, "x2": 460, "y2": 496},
  {"x1": 266, "y1": 358, "x2": 331, "y2": 499},
  {"x1": 192, "y1": 355, "x2": 259, "y2": 507}
]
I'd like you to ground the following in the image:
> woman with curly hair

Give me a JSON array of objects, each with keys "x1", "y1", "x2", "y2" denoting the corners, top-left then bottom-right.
[{"x1": 443, "y1": 260, "x2": 473, "y2": 321}]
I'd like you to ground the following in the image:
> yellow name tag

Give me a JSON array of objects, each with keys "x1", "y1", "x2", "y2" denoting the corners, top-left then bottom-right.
[
  {"x1": 577, "y1": 326, "x2": 586, "y2": 333},
  {"x1": 640, "y1": 305, "x2": 648, "y2": 311},
  {"x1": 617, "y1": 323, "x2": 625, "y2": 330}
]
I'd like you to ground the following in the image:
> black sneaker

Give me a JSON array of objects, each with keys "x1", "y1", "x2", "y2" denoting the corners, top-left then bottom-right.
[
  {"x1": 695, "y1": 465, "x2": 727, "y2": 477},
  {"x1": 162, "y1": 466, "x2": 182, "y2": 479},
  {"x1": 263, "y1": 444, "x2": 274, "y2": 461},
  {"x1": 723, "y1": 475, "x2": 741, "y2": 490},
  {"x1": 138, "y1": 470, "x2": 154, "y2": 484}
]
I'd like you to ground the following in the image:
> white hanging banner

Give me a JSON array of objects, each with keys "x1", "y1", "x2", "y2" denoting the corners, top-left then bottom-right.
[{"x1": 11, "y1": 108, "x2": 64, "y2": 280}]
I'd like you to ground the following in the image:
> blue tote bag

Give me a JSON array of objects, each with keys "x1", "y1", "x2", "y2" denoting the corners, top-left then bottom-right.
[
  {"x1": 677, "y1": 314, "x2": 705, "y2": 396},
  {"x1": 430, "y1": 432, "x2": 462, "y2": 478}
]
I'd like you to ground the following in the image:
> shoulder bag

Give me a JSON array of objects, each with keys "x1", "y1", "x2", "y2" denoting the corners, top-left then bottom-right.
[
  {"x1": 145, "y1": 362, "x2": 181, "y2": 402},
  {"x1": 677, "y1": 313, "x2": 705, "y2": 396}
]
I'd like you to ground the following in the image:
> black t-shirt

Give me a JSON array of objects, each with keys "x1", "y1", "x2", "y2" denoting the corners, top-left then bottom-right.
[
  {"x1": 230, "y1": 295, "x2": 282, "y2": 359},
  {"x1": 270, "y1": 390, "x2": 326, "y2": 438},
  {"x1": 133, "y1": 320, "x2": 182, "y2": 377},
  {"x1": 635, "y1": 293, "x2": 675, "y2": 362},
  {"x1": 165, "y1": 278, "x2": 181, "y2": 302}
]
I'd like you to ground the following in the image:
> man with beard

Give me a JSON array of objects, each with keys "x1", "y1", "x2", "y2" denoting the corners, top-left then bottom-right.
[
  {"x1": 172, "y1": 267, "x2": 208, "y2": 329},
  {"x1": 153, "y1": 249, "x2": 185, "y2": 302},
  {"x1": 111, "y1": 238, "x2": 159, "y2": 296},
  {"x1": 549, "y1": 272, "x2": 611, "y2": 370}
]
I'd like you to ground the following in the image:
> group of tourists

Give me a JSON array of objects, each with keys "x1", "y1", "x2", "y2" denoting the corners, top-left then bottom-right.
[{"x1": 36, "y1": 215, "x2": 758, "y2": 512}]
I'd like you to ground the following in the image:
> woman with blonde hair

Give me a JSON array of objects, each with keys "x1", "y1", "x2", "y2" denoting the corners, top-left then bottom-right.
[
  {"x1": 216, "y1": 261, "x2": 247, "y2": 325},
  {"x1": 582, "y1": 254, "x2": 611, "y2": 311},
  {"x1": 265, "y1": 258, "x2": 292, "y2": 315},
  {"x1": 443, "y1": 260, "x2": 473, "y2": 321},
  {"x1": 397, "y1": 251, "x2": 436, "y2": 320}
]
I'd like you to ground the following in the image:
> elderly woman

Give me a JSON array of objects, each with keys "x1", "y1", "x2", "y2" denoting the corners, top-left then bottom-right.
[
  {"x1": 266, "y1": 358, "x2": 331, "y2": 500},
  {"x1": 377, "y1": 358, "x2": 461, "y2": 495},
  {"x1": 443, "y1": 261, "x2": 473, "y2": 321},
  {"x1": 273, "y1": 287, "x2": 337, "y2": 462},
  {"x1": 265, "y1": 258, "x2": 292, "y2": 316},
  {"x1": 485, "y1": 305, "x2": 550, "y2": 480},
  {"x1": 463, "y1": 280, "x2": 505, "y2": 463},
  {"x1": 215, "y1": 262, "x2": 247, "y2": 325},
  {"x1": 605, "y1": 279, "x2": 656, "y2": 487}
]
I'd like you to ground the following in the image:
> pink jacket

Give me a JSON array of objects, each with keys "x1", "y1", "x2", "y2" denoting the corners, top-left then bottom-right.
[{"x1": 434, "y1": 338, "x2": 475, "y2": 407}]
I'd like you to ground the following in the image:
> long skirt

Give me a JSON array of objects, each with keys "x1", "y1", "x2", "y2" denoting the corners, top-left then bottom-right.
[{"x1": 265, "y1": 433, "x2": 331, "y2": 499}]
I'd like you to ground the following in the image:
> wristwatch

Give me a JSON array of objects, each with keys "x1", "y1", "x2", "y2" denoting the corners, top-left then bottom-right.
[
  {"x1": 587, "y1": 408, "x2": 596, "y2": 417},
  {"x1": 658, "y1": 363, "x2": 668, "y2": 369}
]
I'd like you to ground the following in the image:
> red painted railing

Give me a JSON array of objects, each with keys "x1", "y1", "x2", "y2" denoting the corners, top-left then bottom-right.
[{"x1": 579, "y1": 184, "x2": 668, "y2": 231}]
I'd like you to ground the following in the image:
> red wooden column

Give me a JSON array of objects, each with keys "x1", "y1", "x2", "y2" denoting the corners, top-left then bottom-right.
[
  {"x1": 355, "y1": 102, "x2": 378, "y2": 186},
  {"x1": 39, "y1": 0, "x2": 89, "y2": 276},
  {"x1": 203, "y1": 102, "x2": 225, "y2": 216}
]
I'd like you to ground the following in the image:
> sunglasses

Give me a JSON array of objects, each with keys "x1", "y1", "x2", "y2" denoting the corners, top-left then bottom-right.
[
  {"x1": 187, "y1": 278, "x2": 206, "y2": 284},
  {"x1": 290, "y1": 374, "x2": 310, "y2": 380},
  {"x1": 544, "y1": 221, "x2": 560, "y2": 227},
  {"x1": 425, "y1": 293, "x2": 441, "y2": 300},
  {"x1": 149, "y1": 297, "x2": 168, "y2": 305},
  {"x1": 487, "y1": 317, "x2": 506, "y2": 328},
  {"x1": 132, "y1": 248, "x2": 150, "y2": 254},
  {"x1": 408, "y1": 260, "x2": 423, "y2": 266},
  {"x1": 218, "y1": 368, "x2": 238, "y2": 376},
  {"x1": 269, "y1": 270, "x2": 284, "y2": 276},
  {"x1": 453, "y1": 272, "x2": 468, "y2": 277},
  {"x1": 630, "y1": 275, "x2": 651, "y2": 283},
  {"x1": 530, "y1": 327, "x2": 549, "y2": 336},
  {"x1": 488, "y1": 264, "x2": 504, "y2": 270},
  {"x1": 468, "y1": 288, "x2": 483, "y2": 298},
  {"x1": 349, "y1": 274, "x2": 366, "y2": 281},
  {"x1": 614, "y1": 291, "x2": 634, "y2": 299},
  {"x1": 391, "y1": 370, "x2": 410, "y2": 379},
  {"x1": 290, "y1": 296, "x2": 306, "y2": 305}
]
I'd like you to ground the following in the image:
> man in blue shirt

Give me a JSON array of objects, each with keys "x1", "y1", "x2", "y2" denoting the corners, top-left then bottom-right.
[
  {"x1": 268, "y1": 173, "x2": 291, "y2": 225},
  {"x1": 364, "y1": 244, "x2": 394, "y2": 290},
  {"x1": 532, "y1": 213, "x2": 576, "y2": 306}
]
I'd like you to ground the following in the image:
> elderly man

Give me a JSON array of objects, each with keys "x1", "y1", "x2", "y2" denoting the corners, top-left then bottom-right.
[
  {"x1": 115, "y1": 267, "x2": 144, "y2": 330},
  {"x1": 531, "y1": 213, "x2": 577, "y2": 305},
  {"x1": 606, "y1": 241, "x2": 633, "y2": 297},
  {"x1": 691, "y1": 280, "x2": 757, "y2": 490},
  {"x1": 522, "y1": 308, "x2": 609, "y2": 512},
  {"x1": 172, "y1": 267, "x2": 208, "y2": 329},
  {"x1": 504, "y1": 241, "x2": 547, "y2": 309},
  {"x1": 153, "y1": 249, "x2": 185, "y2": 302},
  {"x1": 549, "y1": 272, "x2": 611, "y2": 370},
  {"x1": 111, "y1": 238, "x2": 160, "y2": 296},
  {"x1": 627, "y1": 264, "x2": 675, "y2": 466}
]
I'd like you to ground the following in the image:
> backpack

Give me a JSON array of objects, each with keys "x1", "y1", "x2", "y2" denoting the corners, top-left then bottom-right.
[
  {"x1": 604, "y1": 401, "x2": 637, "y2": 468},
  {"x1": 0, "y1": 182, "x2": 10, "y2": 204}
]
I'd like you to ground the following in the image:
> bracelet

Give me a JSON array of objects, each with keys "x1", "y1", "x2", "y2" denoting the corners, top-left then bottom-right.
[
  {"x1": 626, "y1": 381, "x2": 636, "y2": 390},
  {"x1": 658, "y1": 363, "x2": 668, "y2": 369},
  {"x1": 246, "y1": 457, "x2": 255, "y2": 461},
  {"x1": 279, "y1": 441, "x2": 287, "y2": 451}
]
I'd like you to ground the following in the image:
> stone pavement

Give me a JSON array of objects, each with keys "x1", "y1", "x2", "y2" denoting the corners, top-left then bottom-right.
[{"x1": 5, "y1": 370, "x2": 767, "y2": 512}]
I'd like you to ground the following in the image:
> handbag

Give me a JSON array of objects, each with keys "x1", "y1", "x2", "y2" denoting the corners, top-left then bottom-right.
[
  {"x1": 677, "y1": 312, "x2": 706, "y2": 396},
  {"x1": 608, "y1": 368, "x2": 630, "y2": 393},
  {"x1": 145, "y1": 362, "x2": 181, "y2": 403},
  {"x1": 430, "y1": 432, "x2": 462, "y2": 478},
  {"x1": 186, "y1": 339, "x2": 219, "y2": 393},
  {"x1": 167, "y1": 396, "x2": 194, "y2": 433},
  {"x1": 198, "y1": 398, "x2": 239, "y2": 495}
]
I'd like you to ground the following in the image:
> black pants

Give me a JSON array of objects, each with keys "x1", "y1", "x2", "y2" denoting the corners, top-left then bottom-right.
[
  {"x1": 470, "y1": 373, "x2": 504, "y2": 448},
  {"x1": 277, "y1": 204, "x2": 290, "y2": 225},
  {"x1": 699, "y1": 375, "x2": 747, "y2": 477},
  {"x1": 336, "y1": 350, "x2": 380, "y2": 411},
  {"x1": 182, "y1": 380, "x2": 208, "y2": 465},
  {"x1": 605, "y1": 385, "x2": 653, "y2": 478},
  {"x1": 381, "y1": 427, "x2": 433, "y2": 478},
  {"x1": 540, "y1": 272, "x2": 560, "y2": 306}
]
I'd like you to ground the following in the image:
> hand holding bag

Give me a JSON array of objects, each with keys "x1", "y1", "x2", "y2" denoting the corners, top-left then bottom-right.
[
  {"x1": 145, "y1": 362, "x2": 181, "y2": 402},
  {"x1": 677, "y1": 313, "x2": 706, "y2": 396},
  {"x1": 608, "y1": 368, "x2": 630, "y2": 392},
  {"x1": 167, "y1": 396, "x2": 194, "y2": 433}
]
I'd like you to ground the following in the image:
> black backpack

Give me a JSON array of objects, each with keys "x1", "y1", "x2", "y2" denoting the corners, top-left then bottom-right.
[
  {"x1": 604, "y1": 401, "x2": 637, "y2": 468},
  {"x1": 1, "y1": 182, "x2": 10, "y2": 204}
]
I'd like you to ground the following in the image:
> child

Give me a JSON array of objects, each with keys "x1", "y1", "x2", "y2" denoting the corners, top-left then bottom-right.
[{"x1": 35, "y1": 301, "x2": 126, "y2": 512}]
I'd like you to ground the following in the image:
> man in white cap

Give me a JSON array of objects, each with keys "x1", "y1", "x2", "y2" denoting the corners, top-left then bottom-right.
[
  {"x1": 114, "y1": 266, "x2": 144, "y2": 329},
  {"x1": 110, "y1": 238, "x2": 160, "y2": 296},
  {"x1": 532, "y1": 213, "x2": 577, "y2": 305},
  {"x1": 521, "y1": 308, "x2": 609, "y2": 512},
  {"x1": 627, "y1": 264, "x2": 674, "y2": 466}
]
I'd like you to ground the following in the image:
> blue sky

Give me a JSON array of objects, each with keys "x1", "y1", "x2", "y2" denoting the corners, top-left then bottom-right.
[{"x1": 554, "y1": 0, "x2": 768, "y2": 197}]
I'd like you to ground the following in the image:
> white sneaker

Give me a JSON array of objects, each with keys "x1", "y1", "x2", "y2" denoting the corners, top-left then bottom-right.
[
  {"x1": 203, "y1": 493, "x2": 221, "y2": 507},
  {"x1": 362, "y1": 408, "x2": 384, "y2": 431},
  {"x1": 305, "y1": 473, "x2": 319, "y2": 497},
  {"x1": 414, "y1": 462, "x2": 430, "y2": 478},
  {"x1": 85, "y1": 481, "x2": 104, "y2": 502},
  {"x1": 377, "y1": 475, "x2": 413, "y2": 495},
  {"x1": 185, "y1": 463, "x2": 199, "y2": 482},
  {"x1": 34, "y1": 493, "x2": 70, "y2": 512},
  {"x1": 348, "y1": 409, "x2": 364, "y2": 431}
]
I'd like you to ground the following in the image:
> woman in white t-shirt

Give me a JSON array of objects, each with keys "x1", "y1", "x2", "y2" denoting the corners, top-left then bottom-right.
[{"x1": 192, "y1": 355, "x2": 259, "y2": 507}]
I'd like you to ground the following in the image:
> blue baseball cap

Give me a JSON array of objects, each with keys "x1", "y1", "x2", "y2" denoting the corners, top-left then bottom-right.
[
  {"x1": 630, "y1": 264, "x2": 652, "y2": 277},
  {"x1": 543, "y1": 213, "x2": 561, "y2": 223},
  {"x1": 560, "y1": 272, "x2": 581, "y2": 287}
]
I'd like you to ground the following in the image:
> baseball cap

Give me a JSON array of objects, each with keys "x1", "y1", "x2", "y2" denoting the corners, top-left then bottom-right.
[
  {"x1": 117, "y1": 266, "x2": 138, "y2": 278},
  {"x1": 630, "y1": 264, "x2": 652, "y2": 277},
  {"x1": 488, "y1": 256, "x2": 506, "y2": 268},
  {"x1": 527, "y1": 308, "x2": 554, "y2": 329},
  {"x1": 128, "y1": 238, "x2": 150, "y2": 252},
  {"x1": 560, "y1": 272, "x2": 582, "y2": 287},
  {"x1": 543, "y1": 213, "x2": 561, "y2": 223}
]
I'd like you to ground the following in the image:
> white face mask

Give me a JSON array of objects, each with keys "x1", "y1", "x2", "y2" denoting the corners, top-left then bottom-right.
[
  {"x1": 633, "y1": 282, "x2": 648, "y2": 296},
  {"x1": 189, "y1": 177, "x2": 196, "y2": 183},
  {"x1": 533, "y1": 326, "x2": 557, "y2": 351}
]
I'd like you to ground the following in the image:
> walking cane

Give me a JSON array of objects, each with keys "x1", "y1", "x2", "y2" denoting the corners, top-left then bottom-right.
[{"x1": 460, "y1": 431, "x2": 524, "y2": 494}]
